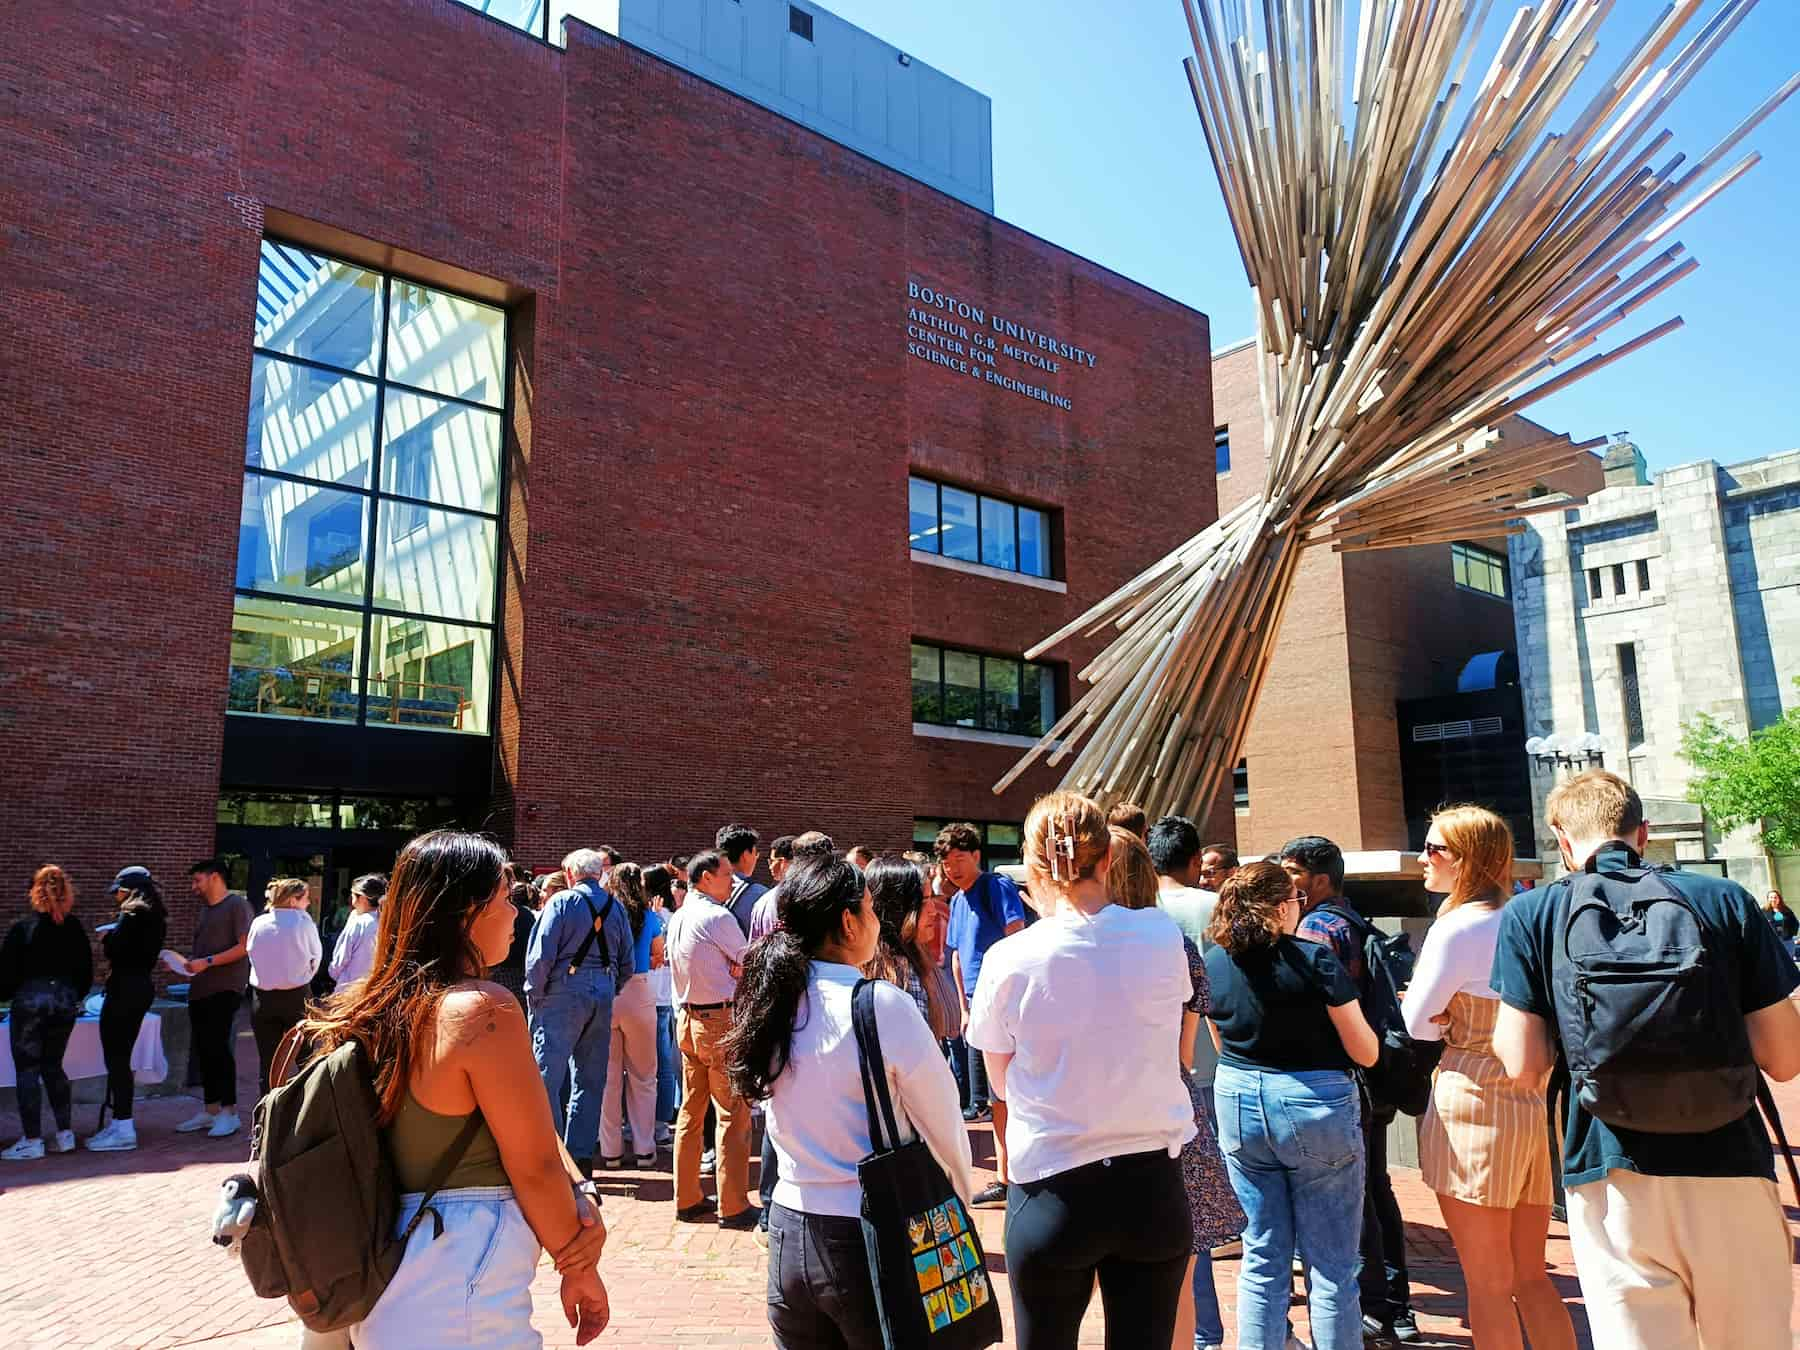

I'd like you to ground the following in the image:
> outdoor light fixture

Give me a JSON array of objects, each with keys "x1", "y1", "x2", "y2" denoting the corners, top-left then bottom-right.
[
  {"x1": 897, "y1": 53, "x2": 912, "y2": 66},
  {"x1": 1524, "y1": 733, "x2": 1606, "y2": 772}
]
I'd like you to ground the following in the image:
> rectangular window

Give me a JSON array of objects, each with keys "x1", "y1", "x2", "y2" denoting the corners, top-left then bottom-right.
[
  {"x1": 911, "y1": 819, "x2": 1025, "y2": 867},
  {"x1": 1451, "y1": 541, "x2": 1508, "y2": 600},
  {"x1": 1611, "y1": 563, "x2": 1626, "y2": 596},
  {"x1": 911, "y1": 641, "x2": 1057, "y2": 737},
  {"x1": 1619, "y1": 643, "x2": 1646, "y2": 746},
  {"x1": 1215, "y1": 426, "x2": 1231, "y2": 474},
  {"x1": 234, "y1": 239, "x2": 506, "y2": 736},
  {"x1": 788, "y1": 5, "x2": 813, "y2": 39},
  {"x1": 1588, "y1": 568, "x2": 1603, "y2": 601},
  {"x1": 909, "y1": 473, "x2": 1054, "y2": 579},
  {"x1": 1636, "y1": 558, "x2": 1651, "y2": 591},
  {"x1": 1233, "y1": 759, "x2": 1250, "y2": 810}
]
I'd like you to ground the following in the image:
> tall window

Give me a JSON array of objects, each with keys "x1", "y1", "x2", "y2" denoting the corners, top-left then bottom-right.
[
  {"x1": 1215, "y1": 426, "x2": 1231, "y2": 474},
  {"x1": 1451, "y1": 541, "x2": 1508, "y2": 600},
  {"x1": 232, "y1": 240, "x2": 505, "y2": 735},
  {"x1": 1233, "y1": 759, "x2": 1250, "y2": 810},
  {"x1": 912, "y1": 820, "x2": 1023, "y2": 867},
  {"x1": 1618, "y1": 643, "x2": 1646, "y2": 746},
  {"x1": 911, "y1": 642, "x2": 1056, "y2": 737},
  {"x1": 909, "y1": 475, "x2": 1052, "y2": 579}
]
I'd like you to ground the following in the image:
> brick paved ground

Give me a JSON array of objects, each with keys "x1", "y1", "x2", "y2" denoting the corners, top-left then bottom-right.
[{"x1": 3, "y1": 1032, "x2": 1798, "y2": 1349}]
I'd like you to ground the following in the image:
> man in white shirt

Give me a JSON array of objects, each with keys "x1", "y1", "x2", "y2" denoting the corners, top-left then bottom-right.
[{"x1": 667, "y1": 850, "x2": 755, "y2": 1228}]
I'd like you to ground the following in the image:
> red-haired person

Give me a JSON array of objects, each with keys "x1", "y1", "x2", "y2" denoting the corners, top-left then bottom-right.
[{"x1": 2, "y1": 865, "x2": 92, "y2": 1160}]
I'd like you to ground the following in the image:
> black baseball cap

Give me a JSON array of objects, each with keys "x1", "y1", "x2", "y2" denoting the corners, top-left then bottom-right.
[{"x1": 108, "y1": 866, "x2": 154, "y2": 894}]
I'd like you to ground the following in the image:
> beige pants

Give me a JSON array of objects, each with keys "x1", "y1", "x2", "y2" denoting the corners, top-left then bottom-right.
[
  {"x1": 673, "y1": 1005, "x2": 751, "y2": 1217},
  {"x1": 598, "y1": 976, "x2": 657, "y2": 1161},
  {"x1": 1566, "y1": 1168, "x2": 1792, "y2": 1350}
]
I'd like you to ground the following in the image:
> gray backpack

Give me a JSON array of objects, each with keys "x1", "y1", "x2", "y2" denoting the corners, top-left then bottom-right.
[{"x1": 237, "y1": 1036, "x2": 478, "y2": 1331}]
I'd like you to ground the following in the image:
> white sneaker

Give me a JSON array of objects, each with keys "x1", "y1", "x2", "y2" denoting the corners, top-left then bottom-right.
[
  {"x1": 2, "y1": 1137, "x2": 45, "y2": 1161},
  {"x1": 700, "y1": 1149, "x2": 716, "y2": 1177},
  {"x1": 176, "y1": 1111, "x2": 216, "y2": 1133},
  {"x1": 654, "y1": 1124, "x2": 672, "y2": 1148},
  {"x1": 86, "y1": 1120, "x2": 138, "y2": 1152},
  {"x1": 52, "y1": 1129, "x2": 76, "y2": 1153},
  {"x1": 207, "y1": 1110, "x2": 242, "y2": 1139}
]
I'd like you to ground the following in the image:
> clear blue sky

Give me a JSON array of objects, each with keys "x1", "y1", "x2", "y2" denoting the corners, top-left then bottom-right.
[{"x1": 826, "y1": 0, "x2": 1800, "y2": 472}]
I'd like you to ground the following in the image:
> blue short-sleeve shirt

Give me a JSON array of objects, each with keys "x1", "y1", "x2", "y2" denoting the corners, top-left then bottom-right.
[{"x1": 947, "y1": 871, "x2": 1028, "y2": 998}]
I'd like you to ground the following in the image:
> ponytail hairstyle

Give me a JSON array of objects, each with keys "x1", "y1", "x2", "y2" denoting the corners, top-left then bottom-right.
[
  {"x1": 611, "y1": 862, "x2": 648, "y2": 939},
  {"x1": 722, "y1": 855, "x2": 867, "y2": 1104},
  {"x1": 265, "y1": 877, "x2": 309, "y2": 912},
  {"x1": 1105, "y1": 826, "x2": 1159, "y2": 910},
  {"x1": 1022, "y1": 790, "x2": 1110, "y2": 889},
  {"x1": 1207, "y1": 860, "x2": 1294, "y2": 956}
]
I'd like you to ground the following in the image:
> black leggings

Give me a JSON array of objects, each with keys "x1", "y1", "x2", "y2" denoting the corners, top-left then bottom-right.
[
  {"x1": 9, "y1": 983, "x2": 78, "y2": 1139},
  {"x1": 101, "y1": 976, "x2": 155, "y2": 1121},
  {"x1": 250, "y1": 985, "x2": 309, "y2": 1098},
  {"x1": 188, "y1": 990, "x2": 242, "y2": 1108},
  {"x1": 1004, "y1": 1148, "x2": 1192, "y2": 1350}
]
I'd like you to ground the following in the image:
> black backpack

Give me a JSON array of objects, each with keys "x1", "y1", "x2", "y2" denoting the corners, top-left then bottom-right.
[
  {"x1": 1549, "y1": 861, "x2": 1760, "y2": 1134},
  {"x1": 1312, "y1": 903, "x2": 1442, "y2": 1116}
]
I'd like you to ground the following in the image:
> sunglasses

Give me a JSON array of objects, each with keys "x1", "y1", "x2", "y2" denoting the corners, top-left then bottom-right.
[{"x1": 1421, "y1": 841, "x2": 1454, "y2": 859}]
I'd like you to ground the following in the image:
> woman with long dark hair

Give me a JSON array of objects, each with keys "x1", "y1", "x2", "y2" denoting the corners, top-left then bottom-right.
[
  {"x1": 866, "y1": 856, "x2": 959, "y2": 1041},
  {"x1": 1204, "y1": 861, "x2": 1379, "y2": 1350},
  {"x1": 1, "y1": 865, "x2": 91, "y2": 1160},
  {"x1": 295, "y1": 830, "x2": 610, "y2": 1348},
  {"x1": 88, "y1": 867, "x2": 167, "y2": 1152},
  {"x1": 599, "y1": 862, "x2": 664, "y2": 1168},
  {"x1": 722, "y1": 856, "x2": 970, "y2": 1348}
]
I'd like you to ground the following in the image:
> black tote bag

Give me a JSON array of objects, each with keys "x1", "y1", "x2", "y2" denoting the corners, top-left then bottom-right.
[{"x1": 851, "y1": 978, "x2": 1003, "y2": 1350}]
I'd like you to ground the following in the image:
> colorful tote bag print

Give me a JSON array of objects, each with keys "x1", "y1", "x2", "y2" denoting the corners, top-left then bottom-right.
[{"x1": 851, "y1": 979, "x2": 1003, "y2": 1350}]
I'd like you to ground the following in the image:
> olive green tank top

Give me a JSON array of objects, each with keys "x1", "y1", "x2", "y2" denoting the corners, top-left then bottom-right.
[{"x1": 387, "y1": 1091, "x2": 508, "y2": 1192}]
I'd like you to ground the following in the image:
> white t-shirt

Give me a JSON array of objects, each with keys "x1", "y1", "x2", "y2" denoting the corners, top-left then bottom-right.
[
  {"x1": 966, "y1": 903, "x2": 1196, "y2": 1183},
  {"x1": 247, "y1": 908, "x2": 322, "y2": 991},
  {"x1": 766, "y1": 962, "x2": 972, "y2": 1218},
  {"x1": 1401, "y1": 901, "x2": 1505, "y2": 1042}
]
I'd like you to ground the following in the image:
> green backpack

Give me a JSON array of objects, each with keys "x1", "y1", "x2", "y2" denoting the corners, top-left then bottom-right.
[{"x1": 237, "y1": 1036, "x2": 479, "y2": 1331}]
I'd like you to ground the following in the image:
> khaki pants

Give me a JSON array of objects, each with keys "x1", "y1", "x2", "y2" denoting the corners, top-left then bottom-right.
[
  {"x1": 1566, "y1": 1168, "x2": 1792, "y2": 1350},
  {"x1": 673, "y1": 1005, "x2": 751, "y2": 1217},
  {"x1": 599, "y1": 977, "x2": 658, "y2": 1161}
]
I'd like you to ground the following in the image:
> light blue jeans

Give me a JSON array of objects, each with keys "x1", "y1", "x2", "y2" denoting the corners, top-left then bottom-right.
[
  {"x1": 1214, "y1": 1063, "x2": 1365, "y2": 1350},
  {"x1": 655, "y1": 1002, "x2": 680, "y2": 1123},
  {"x1": 351, "y1": 1187, "x2": 541, "y2": 1348},
  {"x1": 528, "y1": 969, "x2": 616, "y2": 1163}
]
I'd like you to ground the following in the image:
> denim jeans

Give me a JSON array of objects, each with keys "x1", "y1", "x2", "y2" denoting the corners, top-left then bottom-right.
[
  {"x1": 655, "y1": 1003, "x2": 680, "y2": 1124},
  {"x1": 1214, "y1": 1063, "x2": 1365, "y2": 1350},
  {"x1": 528, "y1": 969, "x2": 616, "y2": 1165},
  {"x1": 351, "y1": 1186, "x2": 541, "y2": 1349},
  {"x1": 1192, "y1": 1091, "x2": 1226, "y2": 1348},
  {"x1": 765, "y1": 1202, "x2": 884, "y2": 1349}
]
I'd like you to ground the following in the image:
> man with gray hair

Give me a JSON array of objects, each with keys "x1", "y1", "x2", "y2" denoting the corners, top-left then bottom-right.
[{"x1": 525, "y1": 847, "x2": 635, "y2": 1176}]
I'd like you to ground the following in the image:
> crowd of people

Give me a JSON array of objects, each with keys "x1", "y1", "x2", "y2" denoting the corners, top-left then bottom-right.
[{"x1": 4, "y1": 769, "x2": 1799, "y2": 1349}]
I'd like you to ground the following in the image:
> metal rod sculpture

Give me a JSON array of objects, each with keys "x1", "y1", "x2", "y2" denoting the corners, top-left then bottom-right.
[{"x1": 996, "y1": 0, "x2": 1796, "y2": 821}]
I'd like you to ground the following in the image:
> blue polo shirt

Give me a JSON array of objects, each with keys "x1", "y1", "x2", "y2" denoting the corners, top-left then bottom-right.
[
  {"x1": 1490, "y1": 843, "x2": 1798, "y2": 1188},
  {"x1": 947, "y1": 871, "x2": 1028, "y2": 998}
]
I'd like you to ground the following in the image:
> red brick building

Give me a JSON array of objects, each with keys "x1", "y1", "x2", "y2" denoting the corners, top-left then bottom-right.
[{"x1": 1, "y1": 0, "x2": 1217, "y2": 931}]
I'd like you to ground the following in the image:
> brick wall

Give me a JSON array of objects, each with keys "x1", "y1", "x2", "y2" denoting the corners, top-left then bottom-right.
[{"x1": 0, "y1": 0, "x2": 1214, "y2": 939}]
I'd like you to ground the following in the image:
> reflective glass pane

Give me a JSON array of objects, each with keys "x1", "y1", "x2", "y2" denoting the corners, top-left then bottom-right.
[
  {"x1": 368, "y1": 614, "x2": 492, "y2": 734},
  {"x1": 381, "y1": 390, "x2": 502, "y2": 513},
  {"x1": 1019, "y1": 662, "x2": 1056, "y2": 736},
  {"x1": 236, "y1": 475, "x2": 367, "y2": 602},
  {"x1": 454, "y1": 0, "x2": 545, "y2": 36},
  {"x1": 254, "y1": 241, "x2": 381, "y2": 375},
  {"x1": 980, "y1": 497, "x2": 1017, "y2": 571},
  {"x1": 373, "y1": 504, "x2": 497, "y2": 623},
  {"x1": 982, "y1": 657, "x2": 1023, "y2": 733},
  {"x1": 913, "y1": 818, "x2": 946, "y2": 847},
  {"x1": 385, "y1": 283, "x2": 506, "y2": 409},
  {"x1": 227, "y1": 596, "x2": 363, "y2": 723},
  {"x1": 908, "y1": 477, "x2": 940, "y2": 553},
  {"x1": 943, "y1": 650, "x2": 981, "y2": 727},
  {"x1": 985, "y1": 823, "x2": 1023, "y2": 865},
  {"x1": 1018, "y1": 506, "x2": 1050, "y2": 578},
  {"x1": 940, "y1": 486, "x2": 978, "y2": 562},
  {"x1": 246, "y1": 355, "x2": 377, "y2": 486},
  {"x1": 911, "y1": 643, "x2": 942, "y2": 722},
  {"x1": 548, "y1": 0, "x2": 616, "y2": 45}
]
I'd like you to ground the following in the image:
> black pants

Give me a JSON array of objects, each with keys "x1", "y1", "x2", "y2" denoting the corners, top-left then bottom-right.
[
  {"x1": 1005, "y1": 1148, "x2": 1191, "y2": 1350},
  {"x1": 1359, "y1": 1104, "x2": 1412, "y2": 1322},
  {"x1": 188, "y1": 990, "x2": 242, "y2": 1108},
  {"x1": 765, "y1": 1202, "x2": 883, "y2": 1349},
  {"x1": 759, "y1": 1125, "x2": 780, "y2": 1227},
  {"x1": 9, "y1": 983, "x2": 78, "y2": 1139},
  {"x1": 250, "y1": 985, "x2": 309, "y2": 1099},
  {"x1": 101, "y1": 976, "x2": 154, "y2": 1121}
]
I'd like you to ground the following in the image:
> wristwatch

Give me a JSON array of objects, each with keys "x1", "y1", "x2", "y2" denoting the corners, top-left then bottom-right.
[{"x1": 573, "y1": 1178, "x2": 601, "y2": 1209}]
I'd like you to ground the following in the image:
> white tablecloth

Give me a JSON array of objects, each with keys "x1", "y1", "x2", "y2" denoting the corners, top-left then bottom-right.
[{"x1": 0, "y1": 1012, "x2": 168, "y2": 1088}]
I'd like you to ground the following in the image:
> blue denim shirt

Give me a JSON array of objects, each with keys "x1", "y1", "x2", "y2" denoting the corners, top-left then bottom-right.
[{"x1": 524, "y1": 877, "x2": 635, "y2": 999}]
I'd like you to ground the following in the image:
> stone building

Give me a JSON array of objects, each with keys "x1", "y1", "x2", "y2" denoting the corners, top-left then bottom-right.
[{"x1": 1511, "y1": 445, "x2": 1800, "y2": 894}]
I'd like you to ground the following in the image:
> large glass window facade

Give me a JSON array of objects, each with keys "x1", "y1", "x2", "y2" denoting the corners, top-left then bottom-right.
[
  {"x1": 908, "y1": 475, "x2": 1053, "y2": 579},
  {"x1": 912, "y1": 819, "x2": 1024, "y2": 867},
  {"x1": 911, "y1": 641, "x2": 1057, "y2": 737},
  {"x1": 231, "y1": 241, "x2": 505, "y2": 735},
  {"x1": 1451, "y1": 541, "x2": 1508, "y2": 601}
]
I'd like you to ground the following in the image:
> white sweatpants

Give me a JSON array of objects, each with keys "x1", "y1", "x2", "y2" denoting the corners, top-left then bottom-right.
[{"x1": 599, "y1": 975, "x2": 658, "y2": 1161}]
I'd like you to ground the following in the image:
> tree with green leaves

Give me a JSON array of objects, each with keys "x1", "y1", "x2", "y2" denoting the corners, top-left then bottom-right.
[{"x1": 1679, "y1": 680, "x2": 1800, "y2": 854}]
